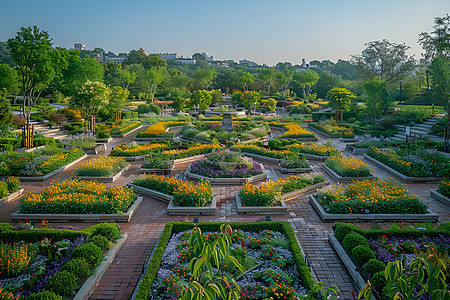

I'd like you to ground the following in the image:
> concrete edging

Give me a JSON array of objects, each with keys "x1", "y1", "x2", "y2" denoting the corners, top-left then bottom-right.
[
  {"x1": 11, "y1": 197, "x2": 143, "y2": 223},
  {"x1": 139, "y1": 165, "x2": 174, "y2": 174},
  {"x1": 430, "y1": 190, "x2": 450, "y2": 206},
  {"x1": 167, "y1": 195, "x2": 217, "y2": 215},
  {"x1": 309, "y1": 195, "x2": 439, "y2": 222},
  {"x1": 364, "y1": 154, "x2": 441, "y2": 183},
  {"x1": 345, "y1": 144, "x2": 368, "y2": 155},
  {"x1": 235, "y1": 191, "x2": 287, "y2": 214},
  {"x1": 0, "y1": 188, "x2": 24, "y2": 205},
  {"x1": 122, "y1": 154, "x2": 149, "y2": 162},
  {"x1": 185, "y1": 165, "x2": 267, "y2": 185},
  {"x1": 83, "y1": 144, "x2": 106, "y2": 155},
  {"x1": 111, "y1": 124, "x2": 144, "y2": 138},
  {"x1": 321, "y1": 165, "x2": 375, "y2": 183},
  {"x1": 241, "y1": 152, "x2": 281, "y2": 164},
  {"x1": 173, "y1": 153, "x2": 210, "y2": 165},
  {"x1": 126, "y1": 184, "x2": 173, "y2": 203},
  {"x1": 339, "y1": 137, "x2": 356, "y2": 143},
  {"x1": 279, "y1": 163, "x2": 312, "y2": 174},
  {"x1": 96, "y1": 137, "x2": 113, "y2": 143},
  {"x1": 72, "y1": 164, "x2": 130, "y2": 182},
  {"x1": 282, "y1": 181, "x2": 330, "y2": 201}
]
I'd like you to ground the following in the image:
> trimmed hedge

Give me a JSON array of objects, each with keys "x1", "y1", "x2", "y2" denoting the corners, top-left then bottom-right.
[{"x1": 134, "y1": 221, "x2": 315, "y2": 300}]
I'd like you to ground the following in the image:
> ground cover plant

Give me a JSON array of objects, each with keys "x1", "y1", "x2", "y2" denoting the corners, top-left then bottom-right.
[
  {"x1": 366, "y1": 146, "x2": 450, "y2": 178},
  {"x1": 316, "y1": 179, "x2": 428, "y2": 214},
  {"x1": 239, "y1": 173, "x2": 325, "y2": 207},
  {"x1": 131, "y1": 174, "x2": 213, "y2": 207},
  {"x1": 189, "y1": 149, "x2": 263, "y2": 178},
  {"x1": 269, "y1": 122, "x2": 316, "y2": 139},
  {"x1": 0, "y1": 148, "x2": 85, "y2": 177},
  {"x1": 0, "y1": 177, "x2": 21, "y2": 200},
  {"x1": 0, "y1": 223, "x2": 121, "y2": 298},
  {"x1": 325, "y1": 156, "x2": 373, "y2": 177},
  {"x1": 20, "y1": 179, "x2": 136, "y2": 214},
  {"x1": 74, "y1": 156, "x2": 128, "y2": 177},
  {"x1": 136, "y1": 121, "x2": 186, "y2": 138},
  {"x1": 66, "y1": 136, "x2": 97, "y2": 148},
  {"x1": 308, "y1": 120, "x2": 354, "y2": 138}
]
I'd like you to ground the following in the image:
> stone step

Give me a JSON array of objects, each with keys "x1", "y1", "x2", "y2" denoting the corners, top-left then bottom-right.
[
  {"x1": 410, "y1": 128, "x2": 430, "y2": 135},
  {"x1": 413, "y1": 124, "x2": 432, "y2": 130}
]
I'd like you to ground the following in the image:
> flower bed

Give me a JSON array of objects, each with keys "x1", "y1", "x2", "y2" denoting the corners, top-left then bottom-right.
[
  {"x1": 365, "y1": 146, "x2": 449, "y2": 180},
  {"x1": 308, "y1": 121, "x2": 354, "y2": 138},
  {"x1": 331, "y1": 222, "x2": 450, "y2": 299},
  {"x1": 430, "y1": 179, "x2": 450, "y2": 206},
  {"x1": 0, "y1": 223, "x2": 125, "y2": 299},
  {"x1": 269, "y1": 122, "x2": 317, "y2": 139},
  {"x1": 133, "y1": 222, "x2": 314, "y2": 300},
  {"x1": 136, "y1": 121, "x2": 186, "y2": 139},
  {"x1": 140, "y1": 157, "x2": 174, "y2": 174},
  {"x1": 232, "y1": 143, "x2": 291, "y2": 159},
  {"x1": 74, "y1": 156, "x2": 128, "y2": 177},
  {"x1": 325, "y1": 156, "x2": 373, "y2": 177},
  {"x1": 110, "y1": 121, "x2": 142, "y2": 136},
  {"x1": 19, "y1": 179, "x2": 137, "y2": 215},
  {"x1": 279, "y1": 155, "x2": 312, "y2": 173},
  {"x1": 0, "y1": 177, "x2": 23, "y2": 204},
  {"x1": 109, "y1": 142, "x2": 168, "y2": 158},
  {"x1": 159, "y1": 143, "x2": 220, "y2": 160},
  {"x1": 0, "y1": 148, "x2": 86, "y2": 178}
]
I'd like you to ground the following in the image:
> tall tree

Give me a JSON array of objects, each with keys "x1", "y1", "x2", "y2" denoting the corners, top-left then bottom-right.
[
  {"x1": 0, "y1": 63, "x2": 19, "y2": 103},
  {"x1": 171, "y1": 71, "x2": 190, "y2": 93},
  {"x1": 363, "y1": 78, "x2": 386, "y2": 124},
  {"x1": 326, "y1": 87, "x2": 355, "y2": 121},
  {"x1": 258, "y1": 68, "x2": 276, "y2": 96},
  {"x1": 418, "y1": 14, "x2": 449, "y2": 60},
  {"x1": 195, "y1": 68, "x2": 217, "y2": 90},
  {"x1": 190, "y1": 90, "x2": 212, "y2": 110},
  {"x1": 351, "y1": 39, "x2": 416, "y2": 83},
  {"x1": 109, "y1": 86, "x2": 129, "y2": 121},
  {"x1": 233, "y1": 70, "x2": 255, "y2": 91},
  {"x1": 292, "y1": 69, "x2": 320, "y2": 101},
  {"x1": 7, "y1": 26, "x2": 68, "y2": 148},
  {"x1": 144, "y1": 66, "x2": 168, "y2": 102},
  {"x1": 240, "y1": 91, "x2": 261, "y2": 111}
]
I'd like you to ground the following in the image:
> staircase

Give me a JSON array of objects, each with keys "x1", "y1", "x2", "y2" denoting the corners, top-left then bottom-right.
[
  {"x1": 391, "y1": 118, "x2": 442, "y2": 142},
  {"x1": 32, "y1": 121, "x2": 69, "y2": 140}
]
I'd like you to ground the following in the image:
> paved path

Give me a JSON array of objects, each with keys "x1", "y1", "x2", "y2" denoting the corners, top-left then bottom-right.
[{"x1": 1, "y1": 128, "x2": 448, "y2": 300}]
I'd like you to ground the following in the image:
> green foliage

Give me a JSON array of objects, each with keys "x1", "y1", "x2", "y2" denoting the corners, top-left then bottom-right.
[
  {"x1": 240, "y1": 91, "x2": 261, "y2": 111},
  {"x1": 334, "y1": 223, "x2": 355, "y2": 242},
  {"x1": 46, "y1": 270, "x2": 77, "y2": 295},
  {"x1": 96, "y1": 129, "x2": 111, "y2": 138},
  {"x1": 352, "y1": 245, "x2": 376, "y2": 266},
  {"x1": 0, "y1": 99, "x2": 13, "y2": 125},
  {"x1": 231, "y1": 92, "x2": 242, "y2": 106},
  {"x1": 71, "y1": 243, "x2": 103, "y2": 267},
  {"x1": 63, "y1": 258, "x2": 91, "y2": 279},
  {"x1": 26, "y1": 291, "x2": 63, "y2": 300},
  {"x1": 326, "y1": 87, "x2": 355, "y2": 120},
  {"x1": 292, "y1": 69, "x2": 320, "y2": 100},
  {"x1": 91, "y1": 223, "x2": 121, "y2": 241},
  {"x1": 89, "y1": 235, "x2": 110, "y2": 251},
  {"x1": 190, "y1": 90, "x2": 212, "y2": 110},
  {"x1": 299, "y1": 281, "x2": 340, "y2": 300},
  {"x1": 343, "y1": 232, "x2": 369, "y2": 254},
  {"x1": 363, "y1": 259, "x2": 386, "y2": 276}
]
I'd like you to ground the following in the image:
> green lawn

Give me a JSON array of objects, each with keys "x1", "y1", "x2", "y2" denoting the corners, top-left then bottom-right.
[
  {"x1": 10, "y1": 105, "x2": 39, "y2": 112},
  {"x1": 391, "y1": 102, "x2": 446, "y2": 115}
]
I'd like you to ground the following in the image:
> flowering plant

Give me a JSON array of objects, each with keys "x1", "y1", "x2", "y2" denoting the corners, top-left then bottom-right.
[
  {"x1": 75, "y1": 156, "x2": 128, "y2": 177},
  {"x1": 326, "y1": 156, "x2": 373, "y2": 177}
]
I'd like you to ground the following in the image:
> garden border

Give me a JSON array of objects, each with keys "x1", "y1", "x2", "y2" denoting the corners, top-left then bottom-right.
[
  {"x1": 363, "y1": 154, "x2": 442, "y2": 183},
  {"x1": 282, "y1": 181, "x2": 330, "y2": 201},
  {"x1": 309, "y1": 195, "x2": 439, "y2": 222},
  {"x1": 173, "y1": 153, "x2": 210, "y2": 165},
  {"x1": 71, "y1": 164, "x2": 130, "y2": 182},
  {"x1": 11, "y1": 196, "x2": 143, "y2": 223},
  {"x1": 321, "y1": 165, "x2": 376, "y2": 183},
  {"x1": 235, "y1": 192, "x2": 287, "y2": 214},
  {"x1": 306, "y1": 125, "x2": 337, "y2": 138},
  {"x1": 178, "y1": 135, "x2": 210, "y2": 144},
  {"x1": 279, "y1": 163, "x2": 312, "y2": 174},
  {"x1": 111, "y1": 124, "x2": 144, "y2": 138},
  {"x1": 166, "y1": 195, "x2": 217, "y2": 215},
  {"x1": 430, "y1": 190, "x2": 450, "y2": 206},
  {"x1": 185, "y1": 165, "x2": 267, "y2": 185},
  {"x1": 0, "y1": 188, "x2": 24, "y2": 205},
  {"x1": 74, "y1": 233, "x2": 128, "y2": 300}
]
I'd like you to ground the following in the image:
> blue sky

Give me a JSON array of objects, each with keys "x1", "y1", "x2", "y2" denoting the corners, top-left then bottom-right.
[{"x1": 1, "y1": 0, "x2": 448, "y2": 65}]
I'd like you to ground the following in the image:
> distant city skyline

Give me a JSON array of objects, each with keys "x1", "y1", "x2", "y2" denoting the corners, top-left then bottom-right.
[{"x1": 0, "y1": 0, "x2": 448, "y2": 66}]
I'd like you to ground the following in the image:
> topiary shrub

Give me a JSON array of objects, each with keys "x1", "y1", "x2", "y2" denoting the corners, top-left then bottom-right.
[
  {"x1": 91, "y1": 223, "x2": 120, "y2": 241},
  {"x1": 26, "y1": 290, "x2": 63, "y2": 300},
  {"x1": 334, "y1": 223, "x2": 354, "y2": 242},
  {"x1": 352, "y1": 245, "x2": 376, "y2": 266},
  {"x1": 71, "y1": 243, "x2": 103, "y2": 267},
  {"x1": 370, "y1": 271, "x2": 387, "y2": 297},
  {"x1": 363, "y1": 259, "x2": 386, "y2": 276},
  {"x1": 63, "y1": 258, "x2": 91, "y2": 279},
  {"x1": 342, "y1": 232, "x2": 369, "y2": 254},
  {"x1": 89, "y1": 235, "x2": 110, "y2": 251},
  {"x1": 46, "y1": 270, "x2": 77, "y2": 295}
]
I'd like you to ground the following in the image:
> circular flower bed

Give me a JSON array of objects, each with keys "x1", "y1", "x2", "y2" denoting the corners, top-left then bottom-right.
[{"x1": 189, "y1": 149, "x2": 263, "y2": 178}]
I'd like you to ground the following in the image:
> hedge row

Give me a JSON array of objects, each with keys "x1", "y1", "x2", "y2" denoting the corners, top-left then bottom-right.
[{"x1": 134, "y1": 221, "x2": 315, "y2": 300}]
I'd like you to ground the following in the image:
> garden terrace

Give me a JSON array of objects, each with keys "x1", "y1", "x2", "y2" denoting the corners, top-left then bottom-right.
[
  {"x1": 135, "y1": 121, "x2": 186, "y2": 140},
  {"x1": 311, "y1": 178, "x2": 438, "y2": 222},
  {"x1": 133, "y1": 222, "x2": 314, "y2": 300}
]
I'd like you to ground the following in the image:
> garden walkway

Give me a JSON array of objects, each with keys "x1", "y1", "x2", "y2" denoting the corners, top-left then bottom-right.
[{"x1": 1, "y1": 129, "x2": 448, "y2": 300}]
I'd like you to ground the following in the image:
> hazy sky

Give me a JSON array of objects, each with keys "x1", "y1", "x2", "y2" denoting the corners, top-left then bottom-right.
[{"x1": 1, "y1": 0, "x2": 448, "y2": 66}]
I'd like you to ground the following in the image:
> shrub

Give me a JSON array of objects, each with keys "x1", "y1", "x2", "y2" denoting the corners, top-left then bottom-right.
[
  {"x1": 334, "y1": 223, "x2": 354, "y2": 242},
  {"x1": 352, "y1": 245, "x2": 375, "y2": 266},
  {"x1": 70, "y1": 243, "x2": 103, "y2": 267},
  {"x1": 342, "y1": 232, "x2": 369, "y2": 254},
  {"x1": 96, "y1": 129, "x2": 110, "y2": 139},
  {"x1": 5, "y1": 177, "x2": 20, "y2": 193},
  {"x1": 46, "y1": 270, "x2": 77, "y2": 295},
  {"x1": 63, "y1": 258, "x2": 91, "y2": 279},
  {"x1": 370, "y1": 271, "x2": 386, "y2": 296},
  {"x1": 26, "y1": 291, "x2": 63, "y2": 300},
  {"x1": 91, "y1": 223, "x2": 121, "y2": 241},
  {"x1": 89, "y1": 235, "x2": 110, "y2": 251},
  {"x1": 438, "y1": 179, "x2": 450, "y2": 198},
  {"x1": 0, "y1": 181, "x2": 8, "y2": 198},
  {"x1": 363, "y1": 259, "x2": 386, "y2": 276}
]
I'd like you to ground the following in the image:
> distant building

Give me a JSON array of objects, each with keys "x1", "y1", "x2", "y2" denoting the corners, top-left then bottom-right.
[
  {"x1": 104, "y1": 57, "x2": 126, "y2": 64},
  {"x1": 74, "y1": 43, "x2": 85, "y2": 51},
  {"x1": 201, "y1": 52, "x2": 214, "y2": 62},
  {"x1": 175, "y1": 57, "x2": 196, "y2": 64},
  {"x1": 302, "y1": 58, "x2": 306, "y2": 68},
  {"x1": 239, "y1": 59, "x2": 258, "y2": 66},
  {"x1": 155, "y1": 53, "x2": 178, "y2": 60}
]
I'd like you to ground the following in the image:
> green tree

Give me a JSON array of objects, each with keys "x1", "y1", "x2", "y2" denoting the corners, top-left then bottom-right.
[
  {"x1": 7, "y1": 26, "x2": 68, "y2": 148},
  {"x1": 210, "y1": 90, "x2": 223, "y2": 106},
  {"x1": 109, "y1": 86, "x2": 129, "y2": 120},
  {"x1": 258, "y1": 68, "x2": 276, "y2": 96},
  {"x1": 144, "y1": 66, "x2": 168, "y2": 102},
  {"x1": 195, "y1": 68, "x2": 217, "y2": 90},
  {"x1": 326, "y1": 87, "x2": 355, "y2": 121},
  {"x1": 123, "y1": 49, "x2": 167, "y2": 69},
  {"x1": 233, "y1": 69, "x2": 255, "y2": 91},
  {"x1": 418, "y1": 14, "x2": 449, "y2": 60},
  {"x1": 0, "y1": 99, "x2": 13, "y2": 125},
  {"x1": 190, "y1": 90, "x2": 212, "y2": 110},
  {"x1": 0, "y1": 42, "x2": 13, "y2": 65},
  {"x1": 0, "y1": 63, "x2": 19, "y2": 103},
  {"x1": 171, "y1": 71, "x2": 190, "y2": 93},
  {"x1": 363, "y1": 78, "x2": 386, "y2": 124},
  {"x1": 171, "y1": 96, "x2": 186, "y2": 111},
  {"x1": 292, "y1": 69, "x2": 320, "y2": 101},
  {"x1": 240, "y1": 91, "x2": 261, "y2": 111},
  {"x1": 352, "y1": 39, "x2": 416, "y2": 83}
]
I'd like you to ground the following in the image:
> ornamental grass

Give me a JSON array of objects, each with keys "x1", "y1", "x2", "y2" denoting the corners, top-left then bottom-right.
[
  {"x1": 109, "y1": 142, "x2": 168, "y2": 157},
  {"x1": 316, "y1": 179, "x2": 427, "y2": 214},
  {"x1": 20, "y1": 179, "x2": 136, "y2": 214},
  {"x1": 75, "y1": 156, "x2": 128, "y2": 177},
  {"x1": 325, "y1": 156, "x2": 373, "y2": 177},
  {"x1": 132, "y1": 174, "x2": 213, "y2": 207}
]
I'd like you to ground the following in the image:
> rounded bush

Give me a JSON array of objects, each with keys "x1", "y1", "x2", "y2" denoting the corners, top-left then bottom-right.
[
  {"x1": 63, "y1": 258, "x2": 91, "y2": 279},
  {"x1": 71, "y1": 243, "x2": 103, "y2": 267},
  {"x1": 26, "y1": 291, "x2": 63, "y2": 300},
  {"x1": 92, "y1": 223, "x2": 120, "y2": 241},
  {"x1": 334, "y1": 224, "x2": 354, "y2": 242},
  {"x1": 363, "y1": 259, "x2": 386, "y2": 276},
  {"x1": 352, "y1": 245, "x2": 376, "y2": 266},
  {"x1": 46, "y1": 270, "x2": 77, "y2": 295},
  {"x1": 90, "y1": 235, "x2": 110, "y2": 251},
  {"x1": 342, "y1": 232, "x2": 369, "y2": 254},
  {"x1": 370, "y1": 271, "x2": 387, "y2": 296}
]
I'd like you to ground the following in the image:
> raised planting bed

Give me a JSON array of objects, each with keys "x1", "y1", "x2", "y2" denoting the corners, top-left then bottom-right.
[
  {"x1": 339, "y1": 137, "x2": 357, "y2": 143},
  {"x1": 364, "y1": 154, "x2": 442, "y2": 183},
  {"x1": 241, "y1": 152, "x2": 281, "y2": 163},
  {"x1": 135, "y1": 121, "x2": 186, "y2": 140},
  {"x1": 178, "y1": 135, "x2": 210, "y2": 144},
  {"x1": 12, "y1": 197, "x2": 142, "y2": 223},
  {"x1": 235, "y1": 192, "x2": 287, "y2": 214},
  {"x1": 111, "y1": 124, "x2": 144, "y2": 138},
  {"x1": 345, "y1": 144, "x2": 368, "y2": 155},
  {"x1": 278, "y1": 156, "x2": 312, "y2": 174},
  {"x1": 139, "y1": 166, "x2": 174, "y2": 174},
  {"x1": 322, "y1": 155, "x2": 375, "y2": 183},
  {"x1": 308, "y1": 121, "x2": 354, "y2": 139},
  {"x1": 109, "y1": 142, "x2": 168, "y2": 159},
  {"x1": 282, "y1": 180, "x2": 330, "y2": 201},
  {"x1": 126, "y1": 183, "x2": 173, "y2": 203},
  {"x1": 186, "y1": 166, "x2": 267, "y2": 184},
  {"x1": 0, "y1": 188, "x2": 24, "y2": 205},
  {"x1": 279, "y1": 165, "x2": 312, "y2": 173},
  {"x1": 321, "y1": 165, "x2": 375, "y2": 183},
  {"x1": 72, "y1": 164, "x2": 130, "y2": 183},
  {"x1": 269, "y1": 122, "x2": 318, "y2": 141},
  {"x1": 82, "y1": 143, "x2": 106, "y2": 154},
  {"x1": 430, "y1": 190, "x2": 450, "y2": 206},
  {"x1": 131, "y1": 221, "x2": 315, "y2": 300},
  {"x1": 309, "y1": 194, "x2": 438, "y2": 222},
  {"x1": 166, "y1": 195, "x2": 217, "y2": 215},
  {"x1": 96, "y1": 137, "x2": 113, "y2": 143}
]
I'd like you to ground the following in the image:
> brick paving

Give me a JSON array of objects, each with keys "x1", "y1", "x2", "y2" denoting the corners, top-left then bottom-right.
[{"x1": 1, "y1": 129, "x2": 449, "y2": 300}]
